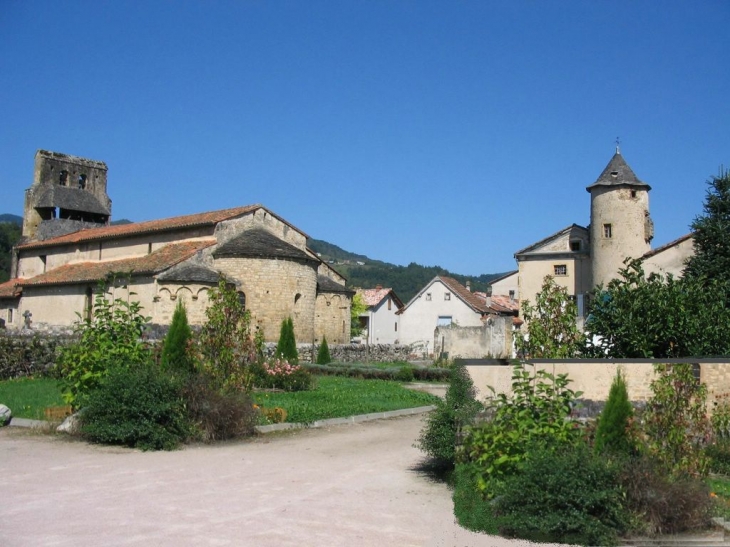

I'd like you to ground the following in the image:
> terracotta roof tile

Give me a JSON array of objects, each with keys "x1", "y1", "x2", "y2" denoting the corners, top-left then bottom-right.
[
  {"x1": 18, "y1": 205, "x2": 263, "y2": 250},
  {"x1": 358, "y1": 287, "x2": 404, "y2": 309},
  {"x1": 20, "y1": 240, "x2": 214, "y2": 287},
  {"x1": 0, "y1": 280, "x2": 21, "y2": 299},
  {"x1": 489, "y1": 294, "x2": 520, "y2": 314},
  {"x1": 439, "y1": 276, "x2": 491, "y2": 313},
  {"x1": 642, "y1": 233, "x2": 693, "y2": 259}
]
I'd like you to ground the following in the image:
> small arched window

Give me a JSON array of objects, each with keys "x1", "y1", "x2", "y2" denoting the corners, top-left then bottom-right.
[
  {"x1": 237, "y1": 291, "x2": 246, "y2": 311},
  {"x1": 78, "y1": 174, "x2": 87, "y2": 189},
  {"x1": 294, "y1": 293, "x2": 302, "y2": 305},
  {"x1": 59, "y1": 170, "x2": 68, "y2": 186}
]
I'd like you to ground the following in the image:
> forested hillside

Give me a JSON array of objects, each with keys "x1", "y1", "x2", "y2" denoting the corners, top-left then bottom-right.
[{"x1": 307, "y1": 238, "x2": 505, "y2": 302}]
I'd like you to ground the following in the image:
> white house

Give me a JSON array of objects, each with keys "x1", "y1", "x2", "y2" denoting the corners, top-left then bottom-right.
[
  {"x1": 356, "y1": 286, "x2": 404, "y2": 345},
  {"x1": 397, "y1": 276, "x2": 492, "y2": 352}
]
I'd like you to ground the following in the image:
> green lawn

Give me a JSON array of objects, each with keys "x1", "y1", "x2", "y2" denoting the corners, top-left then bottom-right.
[
  {"x1": 708, "y1": 476, "x2": 730, "y2": 520},
  {"x1": 253, "y1": 376, "x2": 439, "y2": 424},
  {"x1": 0, "y1": 377, "x2": 66, "y2": 420}
]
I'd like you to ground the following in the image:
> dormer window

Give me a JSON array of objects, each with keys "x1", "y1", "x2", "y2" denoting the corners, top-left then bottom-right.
[
  {"x1": 570, "y1": 240, "x2": 581, "y2": 251},
  {"x1": 610, "y1": 171, "x2": 619, "y2": 178}
]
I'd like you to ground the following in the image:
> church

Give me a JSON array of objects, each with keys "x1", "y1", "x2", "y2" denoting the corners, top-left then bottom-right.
[
  {"x1": 0, "y1": 150, "x2": 354, "y2": 344},
  {"x1": 514, "y1": 148, "x2": 694, "y2": 320}
]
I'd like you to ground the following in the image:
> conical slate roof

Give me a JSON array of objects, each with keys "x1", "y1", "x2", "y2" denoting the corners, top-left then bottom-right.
[{"x1": 586, "y1": 151, "x2": 651, "y2": 191}]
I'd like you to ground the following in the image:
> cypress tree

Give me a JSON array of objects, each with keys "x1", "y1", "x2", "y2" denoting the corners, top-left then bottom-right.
[
  {"x1": 276, "y1": 317, "x2": 298, "y2": 364},
  {"x1": 594, "y1": 370, "x2": 634, "y2": 455},
  {"x1": 316, "y1": 335, "x2": 332, "y2": 364},
  {"x1": 160, "y1": 300, "x2": 194, "y2": 374}
]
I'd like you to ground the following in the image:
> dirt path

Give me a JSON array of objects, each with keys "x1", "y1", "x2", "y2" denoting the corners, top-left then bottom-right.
[{"x1": 0, "y1": 416, "x2": 556, "y2": 546}]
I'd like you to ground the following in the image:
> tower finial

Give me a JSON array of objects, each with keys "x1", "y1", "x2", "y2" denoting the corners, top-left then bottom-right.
[{"x1": 615, "y1": 137, "x2": 621, "y2": 154}]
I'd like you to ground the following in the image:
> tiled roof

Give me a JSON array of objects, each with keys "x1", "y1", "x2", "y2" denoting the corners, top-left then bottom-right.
[
  {"x1": 18, "y1": 205, "x2": 262, "y2": 250},
  {"x1": 317, "y1": 275, "x2": 355, "y2": 295},
  {"x1": 20, "y1": 240, "x2": 214, "y2": 287},
  {"x1": 213, "y1": 228, "x2": 316, "y2": 262},
  {"x1": 358, "y1": 287, "x2": 404, "y2": 310},
  {"x1": 0, "y1": 280, "x2": 21, "y2": 299},
  {"x1": 642, "y1": 233, "x2": 693, "y2": 259},
  {"x1": 586, "y1": 151, "x2": 651, "y2": 191},
  {"x1": 489, "y1": 294, "x2": 520, "y2": 314},
  {"x1": 439, "y1": 276, "x2": 491, "y2": 314}
]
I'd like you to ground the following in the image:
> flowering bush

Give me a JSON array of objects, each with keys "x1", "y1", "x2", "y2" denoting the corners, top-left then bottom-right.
[{"x1": 253, "y1": 358, "x2": 313, "y2": 392}]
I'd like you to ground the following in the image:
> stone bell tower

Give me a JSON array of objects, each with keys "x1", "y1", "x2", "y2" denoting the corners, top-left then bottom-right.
[
  {"x1": 22, "y1": 150, "x2": 112, "y2": 240},
  {"x1": 587, "y1": 147, "x2": 653, "y2": 288}
]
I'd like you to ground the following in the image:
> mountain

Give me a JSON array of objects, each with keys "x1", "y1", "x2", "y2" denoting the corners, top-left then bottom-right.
[
  {"x1": 307, "y1": 238, "x2": 507, "y2": 302},
  {"x1": 0, "y1": 214, "x2": 22, "y2": 225}
]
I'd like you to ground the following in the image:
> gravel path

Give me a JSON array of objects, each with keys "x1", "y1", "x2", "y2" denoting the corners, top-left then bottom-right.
[{"x1": 0, "y1": 415, "x2": 558, "y2": 547}]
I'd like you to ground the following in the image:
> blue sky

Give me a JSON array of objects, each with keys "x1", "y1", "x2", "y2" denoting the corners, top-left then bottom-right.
[{"x1": 1, "y1": 1, "x2": 728, "y2": 275}]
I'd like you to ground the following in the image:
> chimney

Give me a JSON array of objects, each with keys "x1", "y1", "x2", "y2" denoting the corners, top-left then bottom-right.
[
  {"x1": 375, "y1": 284, "x2": 382, "y2": 290},
  {"x1": 466, "y1": 281, "x2": 471, "y2": 292}
]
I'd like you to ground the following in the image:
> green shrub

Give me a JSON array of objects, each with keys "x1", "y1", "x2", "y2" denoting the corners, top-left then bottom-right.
[
  {"x1": 80, "y1": 364, "x2": 189, "y2": 451},
  {"x1": 197, "y1": 279, "x2": 261, "y2": 393},
  {"x1": 705, "y1": 441, "x2": 730, "y2": 476},
  {"x1": 594, "y1": 369, "x2": 635, "y2": 455},
  {"x1": 618, "y1": 454, "x2": 714, "y2": 535},
  {"x1": 160, "y1": 300, "x2": 194, "y2": 375},
  {"x1": 395, "y1": 365, "x2": 414, "y2": 382},
  {"x1": 276, "y1": 317, "x2": 298, "y2": 364},
  {"x1": 494, "y1": 443, "x2": 629, "y2": 546},
  {"x1": 316, "y1": 336, "x2": 332, "y2": 365},
  {"x1": 644, "y1": 363, "x2": 711, "y2": 478},
  {"x1": 417, "y1": 362, "x2": 482, "y2": 468},
  {"x1": 182, "y1": 374, "x2": 256, "y2": 441},
  {"x1": 452, "y1": 463, "x2": 499, "y2": 534},
  {"x1": 57, "y1": 277, "x2": 152, "y2": 408},
  {"x1": 460, "y1": 363, "x2": 583, "y2": 497}
]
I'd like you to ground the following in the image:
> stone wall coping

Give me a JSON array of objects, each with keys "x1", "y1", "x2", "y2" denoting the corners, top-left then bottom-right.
[{"x1": 461, "y1": 358, "x2": 730, "y2": 366}]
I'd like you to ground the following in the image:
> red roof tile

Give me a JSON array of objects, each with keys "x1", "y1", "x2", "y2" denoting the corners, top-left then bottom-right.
[
  {"x1": 18, "y1": 205, "x2": 264, "y2": 250},
  {"x1": 0, "y1": 280, "x2": 21, "y2": 299},
  {"x1": 358, "y1": 287, "x2": 404, "y2": 309},
  {"x1": 20, "y1": 240, "x2": 215, "y2": 287},
  {"x1": 439, "y1": 277, "x2": 491, "y2": 314}
]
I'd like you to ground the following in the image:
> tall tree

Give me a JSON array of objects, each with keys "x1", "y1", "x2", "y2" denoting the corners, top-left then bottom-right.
[
  {"x1": 160, "y1": 300, "x2": 194, "y2": 374},
  {"x1": 684, "y1": 169, "x2": 730, "y2": 283},
  {"x1": 515, "y1": 275, "x2": 584, "y2": 358}
]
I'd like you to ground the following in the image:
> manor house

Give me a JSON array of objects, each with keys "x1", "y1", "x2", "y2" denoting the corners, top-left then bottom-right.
[
  {"x1": 0, "y1": 150, "x2": 353, "y2": 343},
  {"x1": 515, "y1": 147, "x2": 694, "y2": 319}
]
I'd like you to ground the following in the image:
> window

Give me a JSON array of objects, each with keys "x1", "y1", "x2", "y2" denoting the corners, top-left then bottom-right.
[
  {"x1": 425, "y1": 293, "x2": 432, "y2": 301},
  {"x1": 444, "y1": 292, "x2": 451, "y2": 301},
  {"x1": 40, "y1": 255, "x2": 47, "y2": 273},
  {"x1": 554, "y1": 264, "x2": 567, "y2": 276},
  {"x1": 8, "y1": 309, "x2": 13, "y2": 324},
  {"x1": 239, "y1": 292, "x2": 247, "y2": 311},
  {"x1": 59, "y1": 170, "x2": 68, "y2": 186},
  {"x1": 603, "y1": 223, "x2": 613, "y2": 238},
  {"x1": 387, "y1": 298, "x2": 391, "y2": 311},
  {"x1": 570, "y1": 240, "x2": 581, "y2": 251},
  {"x1": 437, "y1": 316, "x2": 452, "y2": 326},
  {"x1": 394, "y1": 322, "x2": 398, "y2": 332},
  {"x1": 509, "y1": 290, "x2": 515, "y2": 300},
  {"x1": 630, "y1": 190, "x2": 637, "y2": 198},
  {"x1": 84, "y1": 287, "x2": 93, "y2": 322},
  {"x1": 78, "y1": 174, "x2": 87, "y2": 189}
]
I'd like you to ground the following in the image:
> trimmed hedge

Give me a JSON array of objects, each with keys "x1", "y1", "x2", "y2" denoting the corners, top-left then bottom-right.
[{"x1": 302, "y1": 363, "x2": 450, "y2": 382}]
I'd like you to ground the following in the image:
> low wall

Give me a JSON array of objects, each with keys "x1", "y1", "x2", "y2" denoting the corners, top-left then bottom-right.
[
  {"x1": 462, "y1": 359, "x2": 730, "y2": 409},
  {"x1": 298, "y1": 343, "x2": 414, "y2": 364},
  {"x1": 0, "y1": 332, "x2": 71, "y2": 380},
  {"x1": 434, "y1": 317, "x2": 513, "y2": 359}
]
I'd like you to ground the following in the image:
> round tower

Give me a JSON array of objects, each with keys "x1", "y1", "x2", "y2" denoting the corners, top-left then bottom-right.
[{"x1": 587, "y1": 148, "x2": 653, "y2": 288}]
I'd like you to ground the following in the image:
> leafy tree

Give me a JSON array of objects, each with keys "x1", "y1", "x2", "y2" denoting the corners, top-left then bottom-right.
[
  {"x1": 684, "y1": 169, "x2": 730, "y2": 284},
  {"x1": 316, "y1": 335, "x2": 332, "y2": 364},
  {"x1": 0, "y1": 221, "x2": 21, "y2": 283},
  {"x1": 198, "y1": 279, "x2": 261, "y2": 393},
  {"x1": 350, "y1": 292, "x2": 368, "y2": 338},
  {"x1": 57, "y1": 274, "x2": 152, "y2": 407},
  {"x1": 160, "y1": 300, "x2": 194, "y2": 375},
  {"x1": 585, "y1": 259, "x2": 730, "y2": 358},
  {"x1": 594, "y1": 369, "x2": 635, "y2": 455},
  {"x1": 515, "y1": 275, "x2": 584, "y2": 358},
  {"x1": 275, "y1": 316, "x2": 298, "y2": 364}
]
